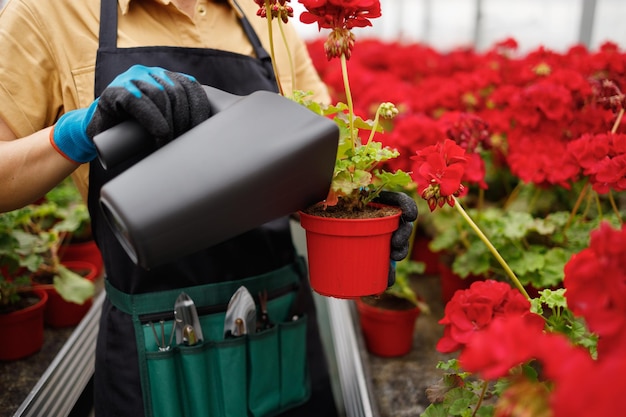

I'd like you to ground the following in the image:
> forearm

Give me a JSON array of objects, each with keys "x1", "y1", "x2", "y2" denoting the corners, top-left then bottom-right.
[{"x1": 0, "y1": 126, "x2": 78, "y2": 212}]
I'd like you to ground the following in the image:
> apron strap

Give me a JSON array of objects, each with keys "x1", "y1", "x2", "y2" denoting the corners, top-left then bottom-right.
[
  {"x1": 98, "y1": 0, "x2": 118, "y2": 50},
  {"x1": 231, "y1": 0, "x2": 272, "y2": 62}
]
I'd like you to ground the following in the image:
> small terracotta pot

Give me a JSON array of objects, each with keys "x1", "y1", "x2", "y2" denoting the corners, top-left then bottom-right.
[
  {"x1": 356, "y1": 297, "x2": 421, "y2": 357},
  {"x1": 299, "y1": 207, "x2": 401, "y2": 299},
  {"x1": 0, "y1": 289, "x2": 48, "y2": 361},
  {"x1": 410, "y1": 232, "x2": 440, "y2": 275},
  {"x1": 40, "y1": 260, "x2": 98, "y2": 328}
]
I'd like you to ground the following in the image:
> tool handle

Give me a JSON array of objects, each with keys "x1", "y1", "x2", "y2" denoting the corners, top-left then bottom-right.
[
  {"x1": 93, "y1": 86, "x2": 243, "y2": 170},
  {"x1": 93, "y1": 121, "x2": 154, "y2": 170}
]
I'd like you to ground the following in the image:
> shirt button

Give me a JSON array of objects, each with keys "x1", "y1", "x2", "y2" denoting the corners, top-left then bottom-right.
[{"x1": 197, "y1": 5, "x2": 206, "y2": 15}]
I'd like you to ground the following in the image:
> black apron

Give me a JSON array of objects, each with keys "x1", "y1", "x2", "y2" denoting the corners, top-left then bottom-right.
[{"x1": 89, "y1": 1, "x2": 336, "y2": 416}]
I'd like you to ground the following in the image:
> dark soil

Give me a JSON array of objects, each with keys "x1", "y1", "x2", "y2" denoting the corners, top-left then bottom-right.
[
  {"x1": 302, "y1": 203, "x2": 401, "y2": 219},
  {"x1": 0, "y1": 292, "x2": 41, "y2": 315},
  {"x1": 361, "y1": 293, "x2": 417, "y2": 311}
]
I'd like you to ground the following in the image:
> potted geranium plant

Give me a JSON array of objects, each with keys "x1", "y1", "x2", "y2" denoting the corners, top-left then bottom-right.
[
  {"x1": 0, "y1": 198, "x2": 96, "y2": 328},
  {"x1": 255, "y1": 0, "x2": 415, "y2": 298},
  {"x1": 356, "y1": 258, "x2": 430, "y2": 357},
  {"x1": 0, "y1": 214, "x2": 49, "y2": 361},
  {"x1": 0, "y1": 274, "x2": 49, "y2": 361}
]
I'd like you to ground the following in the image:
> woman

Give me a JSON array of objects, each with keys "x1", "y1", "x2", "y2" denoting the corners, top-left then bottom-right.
[{"x1": 0, "y1": 0, "x2": 337, "y2": 415}]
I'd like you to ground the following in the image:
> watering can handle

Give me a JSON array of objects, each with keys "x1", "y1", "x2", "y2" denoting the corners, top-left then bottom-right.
[{"x1": 93, "y1": 86, "x2": 244, "y2": 170}]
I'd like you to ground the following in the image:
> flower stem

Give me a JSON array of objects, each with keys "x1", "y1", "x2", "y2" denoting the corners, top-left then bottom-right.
[
  {"x1": 365, "y1": 105, "x2": 382, "y2": 145},
  {"x1": 264, "y1": 0, "x2": 284, "y2": 96},
  {"x1": 608, "y1": 190, "x2": 623, "y2": 224},
  {"x1": 453, "y1": 196, "x2": 530, "y2": 299},
  {"x1": 565, "y1": 180, "x2": 590, "y2": 233},
  {"x1": 340, "y1": 53, "x2": 356, "y2": 148},
  {"x1": 277, "y1": 19, "x2": 296, "y2": 94},
  {"x1": 611, "y1": 108, "x2": 624, "y2": 134},
  {"x1": 503, "y1": 181, "x2": 522, "y2": 210},
  {"x1": 471, "y1": 381, "x2": 489, "y2": 417}
]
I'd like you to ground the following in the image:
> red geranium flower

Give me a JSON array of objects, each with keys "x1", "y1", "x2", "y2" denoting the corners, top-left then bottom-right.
[
  {"x1": 459, "y1": 314, "x2": 545, "y2": 379},
  {"x1": 564, "y1": 221, "x2": 626, "y2": 352},
  {"x1": 567, "y1": 133, "x2": 626, "y2": 193},
  {"x1": 298, "y1": 0, "x2": 382, "y2": 30},
  {"x1": 299, "y1": 0, "x2": 381, "y2": 59},
  {"x1": 411, "y1": 139, "x2": 467, "y2": 211},
  {"x1": 436, "y1": 280, "x2": 533, "y2": 354}
]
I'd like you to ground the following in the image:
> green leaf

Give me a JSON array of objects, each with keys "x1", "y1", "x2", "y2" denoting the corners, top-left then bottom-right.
[
  {"x1": 501, "y1": 211, "x2": 534, "y2": 239},
  {"x1": 53, "y1": 265, "x2": 95, "y2": 304},
  {"x1": 454, "y1": 245, "x2": 491, "y2": 277},
  {"x1": 538, "y1": 288, "x2": 567, "y2": 309},
  {"x1": 535, "y1": 248, "x2": 570, "y2": 287},
  {"x1": 475, "y1": 405, "x2": 495, "y2": 417},
  {"x1": 421, "y1": 403, "x2": 447, "y2": 417},
  {"x1": 509, "y1": 250, "x2": 544, "y2": 276},
  {"x1": 444, "y1": 388, "x2": 477, "y2": 416}
]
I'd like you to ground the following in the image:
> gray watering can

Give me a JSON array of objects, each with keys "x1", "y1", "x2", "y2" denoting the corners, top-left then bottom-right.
[{"x1": 93, "y1": 86, "x2": 338, "y2": 269}]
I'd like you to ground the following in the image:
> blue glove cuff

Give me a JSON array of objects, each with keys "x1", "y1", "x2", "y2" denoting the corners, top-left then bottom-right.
[{"x1": 52, "y1": 102, "x2": 98, "y2": 163}]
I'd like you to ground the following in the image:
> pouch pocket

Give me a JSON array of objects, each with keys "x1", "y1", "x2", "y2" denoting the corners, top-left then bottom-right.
[
  {"x1": 248, "y1": 326, "x2": 281, "y2": 416},
  {"x1": 145, "y1": 349, "x2": 183, "y2": 417},
  {"x1": 279, "y1": 315, "x2": 309, "y2": 407},
  {"x1": 143, "y1": 318, "x2": 309, "y2": 417},
  {"x1": 140, "y1": 315, "x2": 309, "y2": 417}
]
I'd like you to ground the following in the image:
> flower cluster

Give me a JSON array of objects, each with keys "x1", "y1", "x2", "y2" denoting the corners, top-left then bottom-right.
[
  {"x1": 564, "y1": 221, "x2": 626, "y2": 355},
  {"x1": 299, "y1": 0, "x2": 381, "y2": 59},
  {"x1": 254, "y1": 0, "x2": 293, "y2": 23},
  {"x1": 436, "y1": 279, "x2": 540, "y2": 355},
  {"x1": 411, "y1": 139, "x2": 467, "y2": 211},
  {"x1": 567, "y1": 132, "x2": 626, "y2": 193},
  {"x1": 308, "y1": 38, "x2": 626, "y2": 198},
  {"x1": 445, "y1": 223, "x2": 626, "y2": 417},
  {"x1": 307, "y1": 37, "x2": 626, "y2": 416}
]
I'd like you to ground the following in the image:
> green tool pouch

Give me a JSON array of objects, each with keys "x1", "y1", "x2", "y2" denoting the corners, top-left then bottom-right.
[{"x1": 105, "y1": 257, "x2": 311, "y2": 417}]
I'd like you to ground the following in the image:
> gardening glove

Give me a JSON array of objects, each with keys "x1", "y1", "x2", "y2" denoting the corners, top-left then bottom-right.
[
  {"x1": 373, "y1": 191, "x2": 418, "y2": 286},
  {"x1": 51, "y1": 65, "x2": 211, "y2": 164}
]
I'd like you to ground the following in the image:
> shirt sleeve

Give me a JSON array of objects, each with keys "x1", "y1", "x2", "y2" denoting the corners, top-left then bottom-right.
[{"x1": 0, "y1": 0, "x2": 63, "y2": 138}]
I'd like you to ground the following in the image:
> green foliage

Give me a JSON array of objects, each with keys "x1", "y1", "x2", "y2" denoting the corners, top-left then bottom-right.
[
  {"x1": 531, "y1": 288, "x2": 598, "y2": 357},
  {"x1": 429, "y1": 205, "x2": 622, "y2": 289},
  {"x1": 0, "y1": 274, "x2": 30, "y2": 308},
  {"x1": 385, "y1": 258, "x2": 430, "y2": 313},
  {"x1": 291, "y1": 91, "x2": 412, "y2": 211},
  {"x1": 422, "y1": 359, "x2": 500, "y2": 417},
  {"x1": 0, "y1": 180, "x2": 94, "y2": 308}
]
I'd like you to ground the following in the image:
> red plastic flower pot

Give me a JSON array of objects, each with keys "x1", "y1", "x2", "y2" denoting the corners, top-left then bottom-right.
[
  {"x1": 410, "y1": 232, "x2": 440, "y2": 275},
  {"x1": 299, "y1": 208, "x2": 401, "y2": 299},
  {"x1": 60, "y1": 240, "x2": 104, "y2": 278},
  {"x1": 0, "y1": 289, "x2": 48, "y2": 361},
  {"x1": 41, "y1": 260, "x2": 98, "y2": 328},
  {"x1": 438, "y1": 261, "x2": 483, "y2": 304},
  {"x1": 355, "y1": 298, "x2": 421, "y2": 357}
]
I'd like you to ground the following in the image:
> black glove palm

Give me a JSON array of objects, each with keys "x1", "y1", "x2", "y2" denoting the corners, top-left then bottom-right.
[{"x1": 373, "y1": 191, "x2": 418, "y2": 286}]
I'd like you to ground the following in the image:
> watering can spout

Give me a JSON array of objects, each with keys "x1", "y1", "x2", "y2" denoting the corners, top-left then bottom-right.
[{"x1": 94, "y1": 87, "x2": 339, "y2": 269}]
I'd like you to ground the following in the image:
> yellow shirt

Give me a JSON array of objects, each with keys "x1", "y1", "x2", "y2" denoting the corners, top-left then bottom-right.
[{"x1": 0, "y1": 0, "x2": 329, "y2": 198}]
